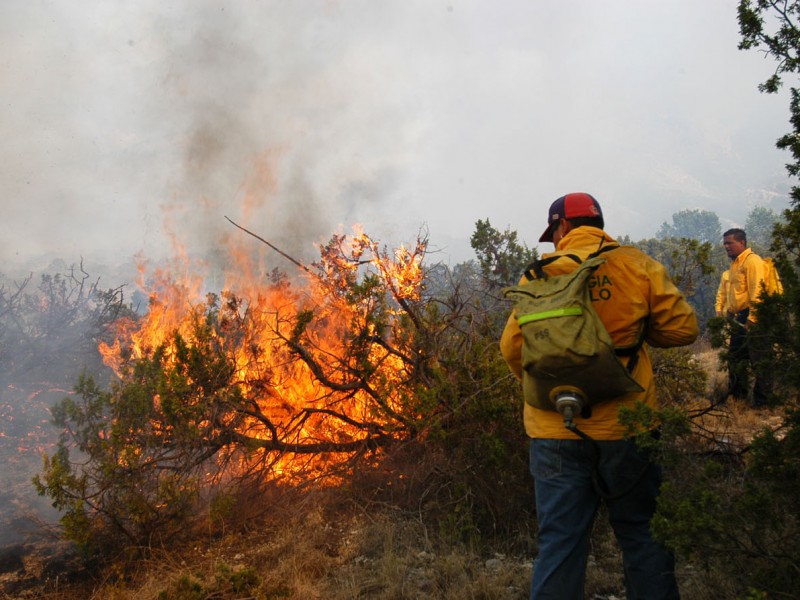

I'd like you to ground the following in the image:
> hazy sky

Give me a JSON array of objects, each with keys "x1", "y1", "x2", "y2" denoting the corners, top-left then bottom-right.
[{"x1": 1, "y1": 0, "x2": 793, "y2": 272}]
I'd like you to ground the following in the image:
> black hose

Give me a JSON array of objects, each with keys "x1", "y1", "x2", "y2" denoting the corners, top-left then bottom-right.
[{"x1": 564, "y1": 419, "x2": 651, "y2": 501}]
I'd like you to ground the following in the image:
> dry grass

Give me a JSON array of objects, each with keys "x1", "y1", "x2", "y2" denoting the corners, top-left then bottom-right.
[
  {"x1": 686, "y1": 345, "x2": 786, "y2": 448},
  {"x1": 35, "y1": 499, "x2": 535, "y2": 600},
  {"x1": 16, "y1": 481, "x2": 743, "y2": 600},
  {"x1": 45, "y1": 498, "x2": 747, "y2": 600}
]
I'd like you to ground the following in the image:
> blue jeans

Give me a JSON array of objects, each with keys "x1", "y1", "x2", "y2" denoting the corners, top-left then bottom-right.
[{"x1": 529, "y1": 438, "x2": 679, "y2": 600}]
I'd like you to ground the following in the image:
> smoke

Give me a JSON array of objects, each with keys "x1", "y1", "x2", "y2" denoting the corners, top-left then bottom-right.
[
  {"x1": 1, "y1": 1, "x2": 432, "y2": 274},
  {"x1": 3, "y1": 0, "x2": 794, "y2": 275},
  {"x1": 131, "y1": 1, "x2": 432, "y2": 270}
]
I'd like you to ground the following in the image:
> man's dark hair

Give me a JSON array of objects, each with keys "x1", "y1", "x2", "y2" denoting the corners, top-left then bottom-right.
[
  {"x1": 546, "y1": 216, "x2": 605, "y2": 240},
  {"x1": 723, "y1": 228, "x2": 747, "y2": 244},
  {"x1": 568, "y1": 216, "x2": 605, "y2": 231}
]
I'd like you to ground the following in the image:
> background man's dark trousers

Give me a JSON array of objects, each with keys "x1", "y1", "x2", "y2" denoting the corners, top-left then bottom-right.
[{"x1": 728, "y1": 309, "x2": 773, "y2": 407}]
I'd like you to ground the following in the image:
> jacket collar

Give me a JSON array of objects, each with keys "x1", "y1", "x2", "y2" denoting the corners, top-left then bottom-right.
[{"x1": 554, "y1": 226, "x2": 616, "y2": 252}]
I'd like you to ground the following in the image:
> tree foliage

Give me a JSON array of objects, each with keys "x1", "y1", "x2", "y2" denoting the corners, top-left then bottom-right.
[
  {"x1": 0, "y1": 262, "x2": 129, "y2": 387},
  {"x1": 470, "y1": 218, "x2": 536, "y2": 289},
  {"x1": 649, "y1": 407, "x2": 800, "y2": 598},
  {"x1": 746, "y1": 205, "x2": 784, "y2": 251},
  {"x1": 657, "y1": 208, "x2": 722, "y2": 244}
]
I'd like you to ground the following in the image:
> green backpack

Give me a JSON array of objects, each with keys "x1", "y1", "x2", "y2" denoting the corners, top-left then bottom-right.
[{"x1": 502, "y1": 247, "x2": 645, "y2": 415}]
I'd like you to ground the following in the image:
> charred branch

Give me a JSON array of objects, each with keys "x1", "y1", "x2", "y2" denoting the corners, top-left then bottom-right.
[
  {"x1": 280, "y1": 334, "x2": 410, "y2": 426},
  {"x1": 220, "y1": 427, "x2": 394, "y2": 454},
  {"x1": 225, "y1": 216, "x2": 312, "y2": 275}
]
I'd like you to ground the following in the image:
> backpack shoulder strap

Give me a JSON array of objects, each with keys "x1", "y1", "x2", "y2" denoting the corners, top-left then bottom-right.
[
  {"x1": 615, "y1": 318, "x2": 649, "y2": 373},
  {"x1": 522, "y1": 253, "x2": 582, "y2": 281},
  {"x1": 587, "y1": 243, "x2": 620, "y2": 260},
  {"x1": 523, "y1": 242, "x2": 621, "y2": 281}
]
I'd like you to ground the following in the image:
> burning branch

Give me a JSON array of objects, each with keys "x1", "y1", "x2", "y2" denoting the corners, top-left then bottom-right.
[{"x1": 224, "y1": 216, "x2": 312, "y2": 275}]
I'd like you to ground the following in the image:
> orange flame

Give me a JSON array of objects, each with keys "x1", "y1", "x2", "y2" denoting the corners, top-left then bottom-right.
[{"x1": 98, "y1": 225, "x2": 427, "y2": 482}]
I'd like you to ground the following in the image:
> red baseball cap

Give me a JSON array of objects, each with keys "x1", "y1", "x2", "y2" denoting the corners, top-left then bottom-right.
[{"x1": 538, "y1": 192, "x2": 603, "y2": 243}]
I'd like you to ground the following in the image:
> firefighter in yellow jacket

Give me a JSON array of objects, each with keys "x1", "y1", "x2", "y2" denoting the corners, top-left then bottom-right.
[
  {"x1": 501, "y1": 193, "x2": 698, "y2": 600},
  {"x1": 722, "y1": 227, "x2": 773, "y2": 406}
]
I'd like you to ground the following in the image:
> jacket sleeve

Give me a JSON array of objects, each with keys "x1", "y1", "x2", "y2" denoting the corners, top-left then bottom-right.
[
  {"x1": 500, "y1": 273, "x2": 527, "y2": 380},
  {"x1": 500, "y1": 309, "x2": 524, "y2": 380},
  {"x1": 715, "y1": 271, "x2": 728, "y2": 315},
  {"x1": 644, "y1": 258, "x2": 699, "y2": 348}
]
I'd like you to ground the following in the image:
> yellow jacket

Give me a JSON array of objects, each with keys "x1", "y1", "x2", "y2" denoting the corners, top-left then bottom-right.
[
  {"x1": 500, "y1": 226, "x2": 699, "y2": 440},
  {"x1": 725, "y1": 248, "x2": 767, "y2": 323},
  {"x1": 715, "y1": 270, "x2": 731, "y2": 316}
]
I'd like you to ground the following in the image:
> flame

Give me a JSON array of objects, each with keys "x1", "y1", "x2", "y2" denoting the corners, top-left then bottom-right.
[{"x1": 98, "y1": 225, "x2": 427, "y2": 483}]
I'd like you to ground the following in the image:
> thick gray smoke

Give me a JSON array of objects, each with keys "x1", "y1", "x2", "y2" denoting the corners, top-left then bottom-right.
[
  {"x1": 2, "y1": 1, "x2": 434, "y2": 275},
  {"x1": 4, "y1": 0, "x2": 792, "y2": 277}
]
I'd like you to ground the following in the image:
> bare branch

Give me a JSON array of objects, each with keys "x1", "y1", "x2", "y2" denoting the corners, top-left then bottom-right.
[{"x1": 225, "y1": 216, "x2": 313, "y2": 275}]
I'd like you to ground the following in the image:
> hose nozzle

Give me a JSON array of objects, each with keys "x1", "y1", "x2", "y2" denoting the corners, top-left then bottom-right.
[{"x1": 550, "y1": 386, "x2": 586, "y2": 430}]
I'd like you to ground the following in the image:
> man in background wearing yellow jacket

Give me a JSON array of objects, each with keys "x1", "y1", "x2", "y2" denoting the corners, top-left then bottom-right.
[
  {"x1": 501, "y1": 193, "x2": 698, "y2": 599},
  {"x1": 723, "y1": 228, "x2": 772, "y2": 407}
]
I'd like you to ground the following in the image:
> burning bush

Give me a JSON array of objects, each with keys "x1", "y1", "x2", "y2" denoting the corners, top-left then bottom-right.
[{"x1": 34, "y1": 226, "x2": 531, "y2": 552}]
